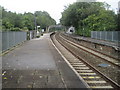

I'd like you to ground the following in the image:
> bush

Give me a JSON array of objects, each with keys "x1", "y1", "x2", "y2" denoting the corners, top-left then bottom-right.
[
  {"x1": 41, "y1": 33, "x2": 43, "y2": 36},
  {"x1": 10, "y1": 27, "x2": 21, "y2": 31},
  {"x1": 23, "y1": 27, "x2": 28, "y2": 31},
  {"x1": 36, "y1": 35, "x2": 40, "y2": 38}
]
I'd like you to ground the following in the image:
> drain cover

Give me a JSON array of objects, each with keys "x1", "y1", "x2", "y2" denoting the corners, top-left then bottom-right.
[{"x1": 98, "y1": 63, "x2": 110, "y2": 67}]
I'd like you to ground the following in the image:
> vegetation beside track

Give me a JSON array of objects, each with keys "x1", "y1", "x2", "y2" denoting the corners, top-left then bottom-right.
[{"x1": 60, "y1": 2, "x2": 118, "y2": 36}]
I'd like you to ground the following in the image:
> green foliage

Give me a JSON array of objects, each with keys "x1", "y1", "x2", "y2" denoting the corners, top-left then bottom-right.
[
  {"x1": 49, "y1": 26, "x2": 65, "y2": 32},
  {"x1": 117, "y1": 14, "x2": 120, "y2": 31},
  {"x1": 0, "y1": 6, "x2": 2, "y2": 31},
  {"x1": 2, "y1": 7, "x2": 56, "y2": 31},
  {"x1": 23, "y1": 12, "x2": 34, "y2": 30},
  {"x1": 60, "y1": 2, "x2": 118, "y2": 36},
  {"x1": 36, "y1": 35, "x2": 40, "y2": 38},
  {"x1": 10, "y1": 27, "x2": 21, "y2": 31},
  {"x1": 22, "y1": 27, "x2": 28, "y2": 31},
  {"x1": 84, "y1": 10, "x2": 117, "y2": 31},
  {"x1": 35, "y1": 11, "x2": 56, "y2": 29}
]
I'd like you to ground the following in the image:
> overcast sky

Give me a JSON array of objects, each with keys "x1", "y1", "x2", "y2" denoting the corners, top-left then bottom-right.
[{"x1": 0, "y1": 0, "x2": 119, "y2": 24}]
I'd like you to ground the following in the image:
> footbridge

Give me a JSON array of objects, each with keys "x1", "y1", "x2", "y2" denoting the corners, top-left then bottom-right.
[{"x1": 47, "y1": 25, "x2": 65, "y2": 32}]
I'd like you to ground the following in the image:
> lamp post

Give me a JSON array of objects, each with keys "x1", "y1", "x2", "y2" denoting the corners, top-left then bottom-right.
[
  {"x1": 34, "y1": 12, "x2": 37, "y2": 38},
  {"x1": 34, "y1": 13, "x2": 37, "y2": 31}
]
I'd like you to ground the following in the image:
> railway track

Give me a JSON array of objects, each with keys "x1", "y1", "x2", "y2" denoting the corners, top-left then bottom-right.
[
  {"x1": 51, "y1": 32, "x2": 120, "y2": 89},
  {"x1": 63, "y1": 33, "x2": 120, "y2": 61},
  {"x1": 61, "y1": 33, "x2": 120, "y2": 67}
]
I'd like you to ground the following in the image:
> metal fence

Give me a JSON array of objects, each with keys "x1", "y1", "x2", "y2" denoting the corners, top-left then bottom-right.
[
  {"x1": 1, "y1": 31, "x2": 27, "y2": 52},
  {"x1": 91, "y1": 31, "x2": 120, "y2": 42},
  {"x1": 0, "y1": 31, "x2": 2, "y2": 53},
  {"x1": 30, "y1": 30, "x2": 37, "y2": 39}
]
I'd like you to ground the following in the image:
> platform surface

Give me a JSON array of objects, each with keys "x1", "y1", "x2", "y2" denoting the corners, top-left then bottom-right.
[
  {"x1": 68, "y1": 34, "x2": 120, "y2": 48},
  {"x1": 2, "y1": 33, "x2": 87, "y2": 88}
]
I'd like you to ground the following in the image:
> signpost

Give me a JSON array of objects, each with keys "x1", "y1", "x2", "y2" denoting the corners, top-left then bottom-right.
[{"x1": 37, "y1": 26, "x2": 40, "y2": 36}]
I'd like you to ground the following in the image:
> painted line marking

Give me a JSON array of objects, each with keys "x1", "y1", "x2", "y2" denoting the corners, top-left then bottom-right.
[{"x1": 2, "y1": 71, "x2": 6, "y2": 76}]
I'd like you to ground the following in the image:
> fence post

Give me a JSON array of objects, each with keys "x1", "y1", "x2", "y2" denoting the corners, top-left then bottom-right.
[
  {"x1": 27, "y1": 31, "x2": 30, "y2": 40},
  {"x1": 105, "y1": 31, "x2": 107, "y2": 41},
  {"x1": 95, "y1": 31, "x2": 97, "y2": 39},
  {"x1": 100, "y1": 31, "x2": 101, "y2": 40},
  {"x1": 112, "y1": 31, "x2": 113, "y2": 42},
  {"x1": 0, "y1": 32, "x2": 1, "y2": 52},
  {"x1": 7, "y1": 31, "x2": 9, "y2": 50}
]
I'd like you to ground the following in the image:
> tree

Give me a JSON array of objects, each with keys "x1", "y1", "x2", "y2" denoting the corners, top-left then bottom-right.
[
  {"x1": 23, "y1": 12, "x2": 34, "y2": 30},
  {"x1": 2, "y1": 7, "x2": 56, "y2": 31},
  {"x1": 60, "y1": 2, "x2": 117, "y2": 36},
  {"x1": 117, "y1": 14, "x2": 120, "y2": 31},
  {"x1": 35, "y1": 11, "x2": 56, "y2": 30},
  {"x1": 0, "y1": 6, "x2": 2, "y2": 30}
]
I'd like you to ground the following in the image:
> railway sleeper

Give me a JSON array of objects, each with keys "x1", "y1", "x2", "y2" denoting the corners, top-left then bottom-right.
[
  {"x1": 86, "y1": 80, "x2": 107, "y2": 84},
  {"x1": 74, "y1": 67, "x2": 89, "y2": 70},
  {"x1": 71, "y1": 63, "x2": 84, "y2": 65},
  {"x1": 76, "y1": 70, "x2": 93, "y2": 73},
  {"x1": 69, "y1": 61, "x2": 82, "y2": 63},
  {"x1": 79, "y1": 73, "x2": 97, "y2": 75},
  {"x1": 88, "y1": 83, "x2": 110, "y2": 87},
  {"x1": 72, "y1": 65, "x2": 86, "y2": 67},
  {"x1": 55, "y1": 33, "x2": 116, "y2": 89},
  {"x1": 84, "y1": 78, "x2": 113, "y2": 88},
  {"x1": 90, "y1": 85, "x2": 113, "y2": 88},
  {"x1": 70, "y1": 62, "x2": 83, "y2": 64}
]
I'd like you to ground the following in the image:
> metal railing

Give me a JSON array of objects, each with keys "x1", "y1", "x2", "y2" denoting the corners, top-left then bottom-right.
[
  {"x1": 91, "y1": 31, "x2": 120, "y2": 42},
  {"x1": 1, "y1": 31, "x2": 27, "y2": 52}
]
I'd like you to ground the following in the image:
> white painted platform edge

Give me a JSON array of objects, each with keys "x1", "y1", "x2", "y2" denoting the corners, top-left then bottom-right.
[{"x1": 50, "y1": 35, "x2": 90, "y2": 88}]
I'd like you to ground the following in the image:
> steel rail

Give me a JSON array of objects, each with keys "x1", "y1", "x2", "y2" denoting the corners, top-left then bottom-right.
[
  {"x1": 60, "y1": 33, "x2": 120, "y2": 68},
  {"x1": 62, "y1": 33, "x2": 120, "y2": 61},
  {"x1": 55, "y1": 32, "x2": 120, "y2": 89}
]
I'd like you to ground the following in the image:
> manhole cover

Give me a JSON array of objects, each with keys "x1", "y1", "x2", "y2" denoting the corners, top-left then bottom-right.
[{"x1": 98, "y1": 63, "x2": 110, "y2": 67}]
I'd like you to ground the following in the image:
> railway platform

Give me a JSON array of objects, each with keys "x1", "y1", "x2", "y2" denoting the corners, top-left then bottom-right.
[
  {"x1": 2, "y1": 33, "x2": 88, "y2": 88},
  {"x1": 68, "y1": 34, "x2": 120, "y2": 48},
  {"x1": 65, "y1": 33, "x2": 120, "y2": 59}
]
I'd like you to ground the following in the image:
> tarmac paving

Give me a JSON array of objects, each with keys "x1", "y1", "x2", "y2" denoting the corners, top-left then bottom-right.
[{"x1": 2, "y1": 33, "x2": 87, "y2": 89}]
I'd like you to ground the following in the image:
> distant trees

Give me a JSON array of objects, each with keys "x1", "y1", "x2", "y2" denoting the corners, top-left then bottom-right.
[
  {"x1": 1, "y1": 6, "x2": 56, "y2": 31},
  {"x1": 0, "y1": 6, "x2": 2, "y2": 30},
  {"x1": 34, "y1": 11, "x2": 56, "y2": 30},
  {"x1": 118, "y1": 13, "x2": 120, "y2": 31},
  {"x1": 60, "y1": 2, "x2": 118, "y2": 36},
  {"x1": 23, "y1": 12, "x2": 35, "y2": 30}
]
